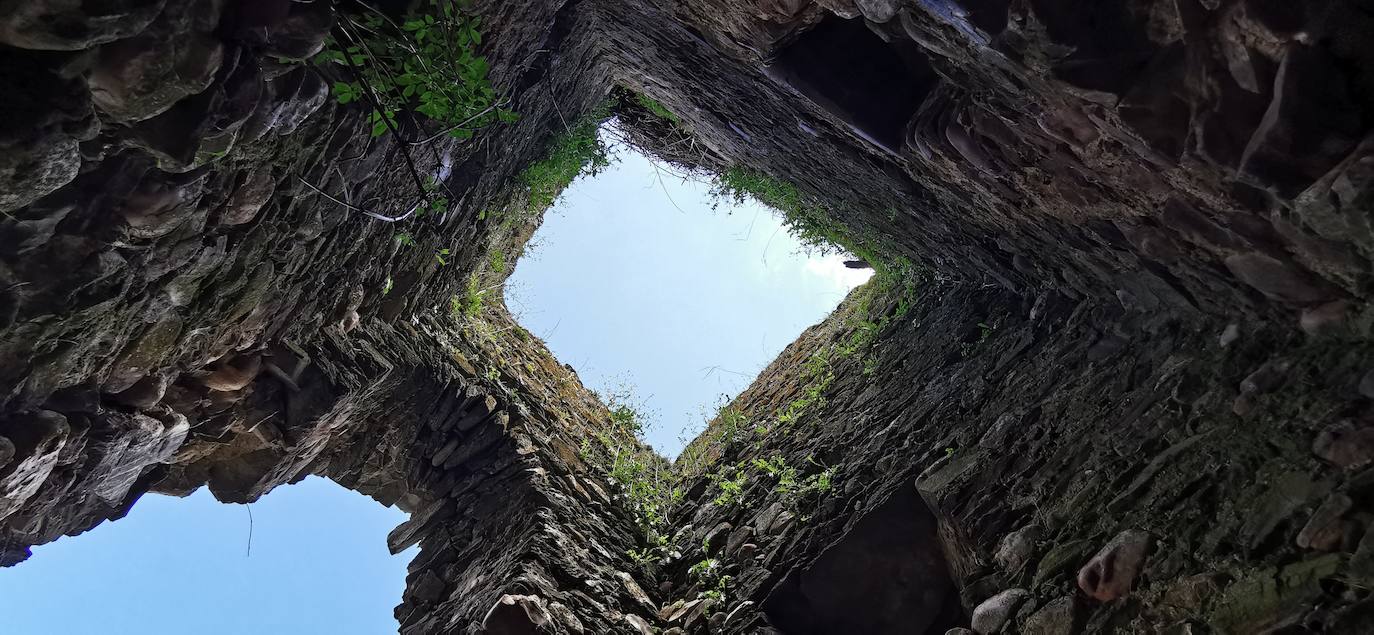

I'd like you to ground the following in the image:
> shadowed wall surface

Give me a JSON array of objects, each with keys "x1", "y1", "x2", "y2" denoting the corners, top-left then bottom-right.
[{"x1": 1, "y1": 0, "x2": 1374, "y2": 632}]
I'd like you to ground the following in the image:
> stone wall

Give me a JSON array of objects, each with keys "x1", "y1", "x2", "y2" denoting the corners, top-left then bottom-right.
[
  {"x1": 1, "y1": 0, "x2": 1374, "y2": 633},
  {"x1": 610, "y1": 0, "x2": 1374, "y2": 322},
  {"x1": 0, "y1": 0, "x2": 660, "y2": 629},
  {"x1": 656, "y1": 281, "x2": 1374, "y2": 633},
  {"x1": 0, "y1": 0, "x2": 609, "y2": 559}
]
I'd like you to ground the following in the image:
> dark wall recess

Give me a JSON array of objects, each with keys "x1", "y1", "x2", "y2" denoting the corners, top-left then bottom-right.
[
  {"x1": 767, "y1": 17, "x2": 939, "y2": 152},
  {"x1": 761, "y1": 485, "x2": 963, "y2": 634}
]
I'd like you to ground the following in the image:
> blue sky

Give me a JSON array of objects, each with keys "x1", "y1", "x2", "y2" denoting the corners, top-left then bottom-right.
[
  {"x1": 0, "y1": 477, "x2": 413, "y2": 635},
  {"x1": 506, "y1": 128, "x2": 869, "y2": 456},
  {"x1": 0, "y1": 130, "x2": 866, "y2": 632}
]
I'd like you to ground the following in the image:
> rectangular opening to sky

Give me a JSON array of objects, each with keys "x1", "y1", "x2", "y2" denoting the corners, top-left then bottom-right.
[{"x1": 506, "y1": 126, "x2": 872, "y2": 458}]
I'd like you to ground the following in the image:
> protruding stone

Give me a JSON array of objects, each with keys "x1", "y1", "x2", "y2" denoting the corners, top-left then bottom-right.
[
  {"x1": 0, "y1": 135, "x2": 81, "y2": 213},
  {"x1": 1022, "y1": 596, "x2": 1077, "y2": 635},
  {"x1": 251, "y1": 66, "x2": 330, "y2": 137},
  {"x1": 200, "y1": 354, "x2": 263, "y2": 392},
  {"x1": 408, "y1": 569, "x2": 446, "y2": 604},
  {"x1": 456, "y1": 395, "x2": 498, "y2": 432},
  {"x1": 1300, "y1": 300, "x2": 1350, "y2": 336},
  {"x1": 1219, "y1": 323, "x2": 1240, "y2": 347},
  {"x1": 0, "y1": 0, "x2": 165, "y2": 50},
  {"x1": 0, "y1": 410, "x2": 70, "y2": 521},
  {"x1": 995, "y1": 525, "x2": 1040, "y2": 573},
  {"x1": 264, "y1": 0, "x2": 334, "y2": 60},
  {"x1": 625, "y1": 614, "x2": 654, "y2": 635},
  {"x1": 118, "y1": 179, "x2": 206, "y2": 239},
  {"x1": 386, "y1": 498, "x2": 455, "y2": 555},
  {"x1": 1296, "y1": 493, "x2": 1353, "y2": 551},
  {"x1": 768, "y1": 509, "x2": 796, "y2": 535},
  {"x1": 1223, "y1": 252, "x2": 1333, "y2": 304},
  {"x1": 481, "y1": 594, "x2": 552, "y2": 634},
  {"x1": 659, "y1": 599, "x2": 687, "y2": 621},
  {"x1": 221, "y1": 168, "x2": 275, "y2": 226},
  {"x1": 979, "y1": 412, "x2": 1019, "y2": 449},
  {"x1": 704, "y1": 522, "x2": 732, "y2": 554},
  {"x1": 89, "y1": 33, "x2": 226, "y2": 122},
  {"x1": 430, "y1": 437, "x2": 461, "y2": 467},
  {"x1": 724, "y1": 600, "x2": 755, "y2": 624},
  {"x1": 1077, "y1": 530, "x2": 1151, "y2": 602},
  {"x1": 616, "y1": 571, "x2": 656, "y2": 612},
  {"x1": 971, "y1": 588, "x2": 1030, "y2": 634},
  {"x1": 856, "y1": 0, "x2": 900, "y2": 21},
  {"x1": 664, "y1": 598, "x2": 704, "y2": 623},
  {"x1": 441, "y1": 423, "x2": 503, "y2": 470},
  {"x1": 91, "y1": 412, "x2": 184, "y2": 506},
  {"x1": 112, "y1": 372, "x2": 170, "y2": 408},
  {"x1": 1239, "y1": 358, "x2": 1291, "y2": 395},
  {"x1": 104, "y1": 313, "x2": 184, "y2": 393},
  {"x1": 339, "y1": 310, "x2": 361, "y2": 333},
  {"x1": 1313, "y1": 421, "x2": 1374, "y2": 469},
  {"x1": 724, "y1": 524, "x2": 755, "y2": 556}
]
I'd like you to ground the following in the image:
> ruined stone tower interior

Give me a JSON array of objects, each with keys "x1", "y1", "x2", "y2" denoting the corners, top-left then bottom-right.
[{"x1": 3, "y1": 0, "x2": 1374, "y2": 633}]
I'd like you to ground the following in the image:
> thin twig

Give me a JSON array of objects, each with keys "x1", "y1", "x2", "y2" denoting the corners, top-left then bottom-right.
[
  {"x1": 245, "y1": 503, "x2": 254, "y2": 557},
  {"x1": 338, "y1": 17, "x2": 424, "y2": 133},
  {"x1": 649, "y1": 159, "x2": 689, "y2": 215},
  {"x1": 546, "y1": 81, "x2": 574, "y2": 135},
  {"x1": 297, "y1": 176, "x2": 417, "y2": 223},
  {"x1": 328, "y1": 36, "x2": 434, "y2": 198},
  {"x1": 406, "y1": 100, "x2": 507, "y2": 146}
]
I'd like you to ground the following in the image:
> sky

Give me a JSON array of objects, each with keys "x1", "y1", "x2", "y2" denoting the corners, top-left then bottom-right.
[
  {"x1": 507, "y1": 128, "x2": 871, "y2": 457},
  {"x1": 0, "y1": 128, "x2": 868, "y2": 633},
  {"x1": 0, "y1": 477, "x2": 413, "y2": 635}
]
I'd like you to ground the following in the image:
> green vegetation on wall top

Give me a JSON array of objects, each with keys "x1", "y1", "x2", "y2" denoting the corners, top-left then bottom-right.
[
  {"x1": 317, "y1": 0, "x2": 516, "y2": 139},
  {"x1": 633, "y1": 93, "x2": 681, "y2": 124},
  {"x1": 709, "y1": 167, "x2": 923, "y2": 285},
  {"x1": 520, "y1": 108, "x2": 613, "y2": 212}
]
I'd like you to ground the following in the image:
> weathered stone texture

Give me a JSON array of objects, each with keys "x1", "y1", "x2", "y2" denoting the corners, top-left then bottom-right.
[
  {"x1": 660, "y1": 283, "x2": 1374, "y2": 632},
  {"x1": 1, "y1": 0, "x2": 1373, "y2": 632}
]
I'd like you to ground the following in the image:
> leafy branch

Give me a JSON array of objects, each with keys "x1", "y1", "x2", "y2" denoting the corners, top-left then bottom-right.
[
  {"x1": 316, "y1": 0, "x2": 515, "y2": 140},
  {"x1": 303, "y1": 0, "x2": 518, "y2": 226}
]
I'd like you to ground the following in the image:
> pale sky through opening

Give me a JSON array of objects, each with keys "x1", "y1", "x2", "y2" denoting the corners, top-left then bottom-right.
[{"x1": 507, "y1": 126, "x2": 872, "y2": 458}]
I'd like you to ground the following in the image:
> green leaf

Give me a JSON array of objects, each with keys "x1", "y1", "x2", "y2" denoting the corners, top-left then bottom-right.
[
  {"x1": 331, "y1": 82, "x2": 355, "y2": 104},
  {"x1": 313, "y1": 4, "x2": 502, "y2": 138}
]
